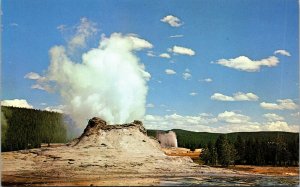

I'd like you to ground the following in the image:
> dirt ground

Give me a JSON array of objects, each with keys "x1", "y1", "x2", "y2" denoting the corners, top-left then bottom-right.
[{"x1": 162, "y1": 147, "x2": 201, "y2": 159}]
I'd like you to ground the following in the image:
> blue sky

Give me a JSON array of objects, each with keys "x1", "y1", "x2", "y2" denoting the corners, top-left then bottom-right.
[{"x1": 1, "y1": 0, "x2": 299, "y2": 132}]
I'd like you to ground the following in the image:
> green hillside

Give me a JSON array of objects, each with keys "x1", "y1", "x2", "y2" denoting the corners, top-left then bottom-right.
[
  {"x1": 1, "y1": 106, "x2": 67, "y2": 151},
  {"x1": 147, "y1": 129, "x2": 299, "y2": 149}
]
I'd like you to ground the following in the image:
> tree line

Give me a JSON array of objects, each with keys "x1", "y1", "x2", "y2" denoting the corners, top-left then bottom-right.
[
  {"x1": 1, "y1": 106, "x2": 67, "y2": 151},
  {"x1": 201, "y1": 134, "x2": 299, "y2": 167}
]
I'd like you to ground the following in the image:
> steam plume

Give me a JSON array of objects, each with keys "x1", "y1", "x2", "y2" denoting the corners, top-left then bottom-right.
[
  {"x1": 47, "y1": 31, "x2": 152, "y2": 130},
  {"x1": 156, "y1": 131, "x2": 178, "y2": 148}
]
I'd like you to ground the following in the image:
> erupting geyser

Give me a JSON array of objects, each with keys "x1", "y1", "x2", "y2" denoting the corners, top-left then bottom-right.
[
  {"x1": 156, "y1": 131, "x2": 178, "y2": 148},
  {"x1": 47, "y1": 32, "x2": 152, "y2": 130}
]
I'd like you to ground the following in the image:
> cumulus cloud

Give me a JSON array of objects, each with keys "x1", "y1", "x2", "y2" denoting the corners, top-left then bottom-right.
[
  {"x1": 143, "y1": 112, "x2": 299, "y2": 133},
  {"x1": 189, "y1": 92, "x2": 198, "y2": 96},
  {"x1": 147, "y1": 51, "x2": 155, "y2": 57},
  {"x1": 183, "y1": 72, "x2": 192, "y2": 80},
  {"x1": 170, "y1": 45, "x2": 195, "y2": 56},
  {"x1": 24, "y1": 72, "x2": 43, "y2": 80},
  {"x1": 263, "y1": 113, "x2": 284, "y2": 122},
  {"x1": 211, "y1": 93, "x2": 234, "y2": 101},
  {"x1": 260, "y1": 99, "x2": 298, "y2": 110},
  {"x1": 24, "y1": 72, "x2": 51, "y2": 91},
  {"x1": 160, "y1": 15, "x2": 183, "y2": 27},
  {"x1": 143, "y1": 113, "x2": 218, "y2": 131},
  {"x1": 169, "y1": 34, "x2": 184, "y2": 38},
  {"x1": 1, "y1": 99, "x2": 33, "y2": 109},
  {"x1": 165, "y1": 69, "x2": 176, "y2": 75},
  {"x1": 159, "y1": 53, "x2": 171, "y2": 58},
  {"x1": 127, "y1": 35, "x2": 153, "y2": 50},
  {"x1": 274, "y1": 49, "x2": 291, "y2": 57},
  {"x1": 214, "y1": 56, "x2": 279, "y2": 72},
  {"x1": 217, "y1": 111, "x2": 250, "y2": 124},
  {"x1": 262, "y1": 121, "x2": 299, "y2": 132},
  {"x1": 30, "y1": 84, "x2": 50, "y2": 91},
  {"x1": 183, "y1": 72, "x2": 191, "y2": 80},
  {"x1": 211, "y1": 92, "x2": 259, "y2": 101},
  {"x1": 44, "y1": 105, "x2": 65, "y2": 113}
]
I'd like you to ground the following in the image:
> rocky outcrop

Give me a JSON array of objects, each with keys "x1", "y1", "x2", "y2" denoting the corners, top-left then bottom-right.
[{"x1": 78, "y1": 117, "x2": 146, "y2": 138}]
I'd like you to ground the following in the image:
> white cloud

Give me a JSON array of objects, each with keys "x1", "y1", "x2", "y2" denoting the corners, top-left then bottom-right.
[
  {"x1": 143, "y1": 112, "x2": 299, "y2": 133},
  {"x1": 159, "y1": 53, "x2": 171, "y2": 58},
  {"x1": 262, "y1": 121, "x2": 299, "y2": 132},
  {"x1": 169, "y1": 34, "x2": 184, "y2": 38},
  {"x1": 215, "y1": 56, "x2": 279, "y2": 72},
  {"x1": 260, "y1": 99, "x2": 298, "y2": 110},
  {"x1": 189, "y1": 92, "x2": 198, "y2": 96},
  {"x1": 211, "y1": 93, "x2": 234, "y2": 101},
  {"x1": 199, "y1": 78, "x2": 213, "y2": 83},
  {"x1": 217, "y1": 111, "x2": 250, "y2": 124},
  {"x1": 263, "y1": 113, "x2": 284, "y2": 122},
  {"x1": 160, "y1": 15, "x2": 183, "y2": 27},
  {"x1": 44, "y1": 105, "x2": 65, "y2": 113},
  {"x1": 1, "y1": 99, "x2": 33, "y2": 109},
  {"x1": 146, "y1": 103, "x2": 155, "y2": 108},
  {"x1": 127, "y1": 35, "x2": 153, "y2": 50},
  {"x1": 24, "y1": 72, "x2": 51, "y2": 92},
  {"x1": 211, "y1": 92, "x2": 259, "y2": 101},
  {"x1": 183, "y1": 72, "x2": 192, "y2": 80},
  {"x1": 233, "y1": 92, "x2": 259, "y2": 101},
  {"x1": 30, "y1": 84, "x2": 51, "y2": 91},
  {"x1": 147, "y1": 51, "x2": 155, "y2": 57},
  {"x1": 171, "y1": 45, "x2": 195, "y2": 56},
  {"x1": 143, "y1": 113, "x2": 218, "y2": 131},
  {"x1": 204, "y1": 78, "x2": 213, "y2": 82},
  {"x1": 24, "y1": 72, "x2": 43, "y2": 80},
  {"x1": 165, "y1": 69, "x2": 176, "y2": 75},
  {"x1": 274, "y1": 49, "x2": 291, "y2": 57}
]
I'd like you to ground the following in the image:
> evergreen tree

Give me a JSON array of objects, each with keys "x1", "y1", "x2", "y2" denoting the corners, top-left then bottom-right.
[
  {"x1": 215, "y1": 134, "x2": 235, "y2": 167},
  {"x1": 234, "y1": 135, "x2": 245, "y2": 164},
  {"x1": 208, "y1": 141, "x2": 218, "y2": 165}
]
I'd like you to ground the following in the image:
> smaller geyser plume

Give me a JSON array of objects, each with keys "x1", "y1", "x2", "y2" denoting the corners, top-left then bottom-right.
[
  {"x1": 45, "y1": 19, "x2": 152, "y2": 131},
  {"x1": 156, "y1": 131, "x2": 178, "y2": 148}
]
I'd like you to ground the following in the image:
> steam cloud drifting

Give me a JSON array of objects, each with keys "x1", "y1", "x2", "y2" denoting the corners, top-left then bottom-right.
[
  {"x1": 47, "y1": 32, "x2": 152, "y2": 129},
  {"x1": 156, "y1": 131, "x2": 178, "y2": 148}
]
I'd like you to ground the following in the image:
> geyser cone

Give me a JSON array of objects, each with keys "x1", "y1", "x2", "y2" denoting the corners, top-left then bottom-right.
[{"x1": 68, "y1": 117, "x2": 164, "y2": 156}]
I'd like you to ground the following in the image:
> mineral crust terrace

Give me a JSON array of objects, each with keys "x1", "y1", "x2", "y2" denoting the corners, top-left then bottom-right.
[{"x1": 2, "y1": 117, "x2": 244, "y2": 186}]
